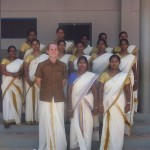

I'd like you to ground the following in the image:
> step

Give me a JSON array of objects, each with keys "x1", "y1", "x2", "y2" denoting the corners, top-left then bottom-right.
[
  {"x1": 0, "y1": 147, "x2": 37, "y2": 149},
  {"x1": 0, "y1": 130, "x2": 150, "y2": 150},
  {"x1": 0, "y1": 124, "x2": 38, "y2": 133},
  {"x1": 134, "y1": 113, "x2": 150, "y2": 122},
  {"x1": 0, "y1": 133, "x2": 38, "y2": 149},
  {"x1": 131, "y1": 121, "x2": 150, "y2": 135},
  {"x1": 0, "y1": 112, "x2": 150, "y2": 150},
  {"x1": 123, "y1": 134, "x2": 150, "y2": 149}
]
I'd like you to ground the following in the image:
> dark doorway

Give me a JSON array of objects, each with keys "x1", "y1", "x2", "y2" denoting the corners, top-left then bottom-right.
[{"x1": 59, "y1": 23, "x2": 92, "y2": 45}]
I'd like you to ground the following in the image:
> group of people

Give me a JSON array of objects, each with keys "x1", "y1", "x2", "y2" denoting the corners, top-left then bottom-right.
[{"x1": 0, "y1": 27, "x2": 138, "y2": 150}]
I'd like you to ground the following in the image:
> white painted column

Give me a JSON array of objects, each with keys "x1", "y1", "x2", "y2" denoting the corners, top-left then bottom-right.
[
  {"x1": 140, "y1": 0, "x2": 150, "y2": 113},
  {"x1": 121, "y1": 0, "x2": 132, "y2": 36},
  {"x1": 121, "y1": 0, "x2": 140, "y2": 46}
]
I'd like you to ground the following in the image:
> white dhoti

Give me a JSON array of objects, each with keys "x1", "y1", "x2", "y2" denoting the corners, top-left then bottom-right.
[
  {"x1": 38, "y1": 99, "x2": 67, "y2": 150},
  {"x1": 59, "y1": 54, "x2": 71, "y2": 122}
]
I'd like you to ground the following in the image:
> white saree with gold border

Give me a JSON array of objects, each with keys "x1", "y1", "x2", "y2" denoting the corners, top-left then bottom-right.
[
  {"x1": 59, "y1": 54, "x2": 71, "y2": 122},
  {"x1": 128, "y1": 45, "x2": 138, "y2": 112},
  {"x1": 73, "y1": 55, "x2": 91, "y2": 71},
  {"x1": 100, "y1": 72, "x2": 129, "y2": 150},
  {"x1": 105, "y1": 47, "x2": 113, "y2": 53},
  {"x1": 83, "y1": 46, "x2": 93, "y2": 55},
  {"x1": 119, "y1": 54, "x2": 136, "y2": 135},
  {"x1": 70, "y1": 71, "x2": 98, "y2": 150},
  {"x1": 92, "y1": 53, "x2": 113, "y2": 75},
  {"x1": 65, "y1": 41, "x2": 74, "y2": 53},
  {"x1": 23, "y1": 43, "x2": 45, "y2": 60},
  {"x1": 92, "y1": 53, "x2": 113, "y2": 141},
  {"x1": 1, "y1": 59, "x2": 24, "y2": 124},
  {"x1": 59, "y1": 54, "x2": 71, "y2": 68},
  {"x1": 127, "y1": 45, "x2": 137, "y2": 55},
  {"x1": 25, "y1": 54, "x2": 48, "y2": 123}
]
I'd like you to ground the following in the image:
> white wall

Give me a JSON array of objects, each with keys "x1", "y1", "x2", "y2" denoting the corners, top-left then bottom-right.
[
  {"x1": 1, "y1": 0, "x2": 139, "y2": 51},
  {"x1": 1, "y1": 0, "x2": 120, "y2": 51},
  {"x1": 121, "y1": 0, "x2": 140, "y2": 47}
]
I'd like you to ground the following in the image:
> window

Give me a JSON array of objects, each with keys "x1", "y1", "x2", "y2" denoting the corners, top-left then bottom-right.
[
  {"x1": 59, "y1": 23, "x2": 92, "y2": 45},
  {"x1": 1, "y1": 18, "x2": 37, "y2": 38}
]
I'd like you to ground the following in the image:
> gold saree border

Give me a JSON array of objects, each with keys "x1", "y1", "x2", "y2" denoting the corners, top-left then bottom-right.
[
  {"x1": 2, "y1": 78, "x2": 16, "y2": 98},
  {"x1": 12, "y1": 91, "x2": 18, "y2": 114},
  {"x1": 104, "y1": 56, "x2": 136, "y2": 115},
  {"x1": 32, "y1": 86, "x2": 36, "y2": 121},
  {"x1": 116, "y1": 104, "x2": 131, "y2": 128},
  {"x1": 104, "y1": 111, "x2": 110, "y2": 150}
]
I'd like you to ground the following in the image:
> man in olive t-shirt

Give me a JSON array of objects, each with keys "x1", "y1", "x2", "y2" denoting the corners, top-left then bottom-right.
[{"x1": 35, "y1": 43, "x2": 67, "y2": 150}]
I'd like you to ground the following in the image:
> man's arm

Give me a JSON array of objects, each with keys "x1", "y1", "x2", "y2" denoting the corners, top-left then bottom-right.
[
  {"x1": 62, "y1": 63, "x2": 68, "y2": 88},
  {"x1": 35, "y1": 77, "x2": 41, "y2": 88},
  {"x1": 35, "y1": 63, "x2": 43, "y2": 88},
  {"x1": 62, "y1": 79, "x2": 67, "y2": 88}
]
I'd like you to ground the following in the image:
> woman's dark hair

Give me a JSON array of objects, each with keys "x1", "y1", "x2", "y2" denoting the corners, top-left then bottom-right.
[
  {"x1": 98, "y1": 32, "x2": 107, "y2": 39},
  {"x1": 77, "y1": 56, "x2": 88, "y2": 66},
  {"x1": 119, "y1": 31, "x2": 128, "y2": 38},
  {"x1": 57, "y1": 39, "x2": 66, "y2": 45},
  {"x1": 7, "y1": 45, "x2": 17, "y2": 53},
  {"x1": 56, "y1": 27, "x2": 65, "y2": 33},
  {"x1": 31, "y1": 39, "x2": 40, "y2": 45},
  {"x1": 97, "y1": 39, "x2": 107, "y2": 47},
  {"x1": 80, "y1": 34, "x2": 89, "y2": 40},
  {"x1": 109, "y1": 54, "x2": 121, "y2": 63},
  {"x1": 75, "y1": 41, "x2": 85, "y2": 47},
  {"x1": 27, "y1": 29, "x2": 37, "y2": 37},
  {"x1": 119, "y1": 39, "x2": 129, "y2": 46}
]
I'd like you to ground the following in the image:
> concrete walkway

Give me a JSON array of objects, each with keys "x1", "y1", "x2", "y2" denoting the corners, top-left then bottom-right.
[{"x1": 0, "y1": 113, "x2": 150, "y2": 150}]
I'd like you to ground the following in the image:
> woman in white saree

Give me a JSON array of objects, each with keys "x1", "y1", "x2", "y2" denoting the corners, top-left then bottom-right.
[
  {"x1": 68, "y1": 41, "x2": 91, "y2": 74},
  {"x1": 98, "y1": 33, "x2": 113, "y2": 53},
  {"x1": 57, "y1": 39, "x2": 72, "y2": 122},
  {"x1": 24, "y1": 39, "x2": 48, "y2": 124},
  {"x1": 72, "y1": 35, "x2": 96, "y2": 55},
  {"x1": 113, "y1": 32, "x2": 139, "y2": 113},
  {"x1": 19, "y1": 29, "x2": 37, "y2": 59},
  {"x1": 1, "y1": 46, "x2": 24, "y2": 128},
  {"x1": 113, "y1": 31, "x2": 138, "y2": 56},
  {"x1": 57, "y1": 39, "x2": 72, "y2": 68},
  {"x1": 68, "y1": 56, "x2": 99, "y2": 150},
  {"x1": 99, "y1": 55, "x2": 131, "y2": 150},
  {"x1": 91, "y1": 39, "x2": 113, "y2": 141},
  {"x1": 117, "y1": 39, "x2": 138, "y2": 135},
  {"x1": 23, "y1": 43, "x2": 45, "y2": 60},
  {"x1": 91, "y1": 39, "x2": 113, "y2": 75}
]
